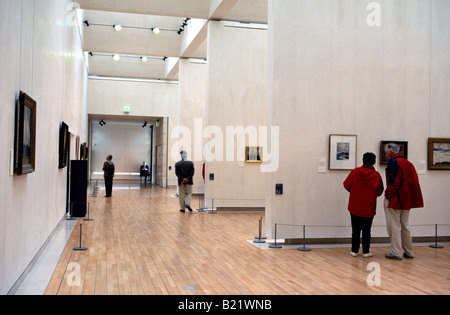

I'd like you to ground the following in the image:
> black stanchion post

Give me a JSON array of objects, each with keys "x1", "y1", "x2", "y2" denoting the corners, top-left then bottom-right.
[
  {"x1": 298, "y1": 225, "x2": 311, "y2": 252},
  {"x1": 84, "y1": 203, "x2": 93, "y2": 222},
  {"x1": 66, "y1": 202, "x2": 77, "y2": 221},
  {"x1": 429, "y1": 224, "x2": 443, "y2": 249},
  {"x1": 254, "y1": 217, "x2": 266, "y2": 244},
  {"x1": 197, "y1": 194, "x2": 206, "y2": 212},
  {"x1": 73, "y1": 224, "x2": 88, "y2": 251},
  {"x1": 208, "y1": 198, "x2": 217, "y2": 214},
  {"x1": 269, "y1": 223, "x2": 282, "y2": 249}
]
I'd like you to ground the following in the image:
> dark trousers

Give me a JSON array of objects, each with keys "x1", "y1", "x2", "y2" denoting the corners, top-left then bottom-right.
[
  {"x1": 104, "y1": 176, "x2": 113, "y2": 196},
  {"x1": 350, "y1": 214, "x2": 374, "y2": 254}
]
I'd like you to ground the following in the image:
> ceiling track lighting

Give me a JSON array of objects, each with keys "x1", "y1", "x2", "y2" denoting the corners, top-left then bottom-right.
[
  {"x1": 88, "y1": 52, "x2": 168, "y2": 62},
  {"x1": 99, "y1": 120, "x2": 106, "y2": 127},
  {"x1": 83, "y1": 20, "x2": 177, "y2": 33},
  {"x1": 142, "y1": 121, "x2": 148, "y2": 128}
]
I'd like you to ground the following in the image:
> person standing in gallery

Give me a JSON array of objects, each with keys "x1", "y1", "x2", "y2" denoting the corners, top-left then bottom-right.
[
  {"x1": 344, "y1": 152, "x2": 384, "y2": 257},
  {"x1": 175, "y1": 150, "x2": 195, "y2": 212},
  {"x1": 384, "y1": 143, "x2": 424, "y2": 260},
  {"x1": 103, "y1": 155, "x2": 115, "y2": 197}
]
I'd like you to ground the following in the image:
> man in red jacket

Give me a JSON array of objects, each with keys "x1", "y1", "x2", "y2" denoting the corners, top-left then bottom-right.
[
  {"x1": 384, "y1": 143, "x2": 424, "y2": 260},
  {"x1": 344, "y1": 153, "x2": 384, "y2": 257}
]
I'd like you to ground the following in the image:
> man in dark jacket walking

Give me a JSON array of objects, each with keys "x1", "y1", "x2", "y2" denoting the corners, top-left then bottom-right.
[
  {"x1": 384, "y1": 143, "x2": 424, "y2": 260},
  {"x1": 175, "y1": 150, "x2": 195, "y2": 212},
  {"x1": 344, "y1": 152, "x2": 384, "y2": 257}
]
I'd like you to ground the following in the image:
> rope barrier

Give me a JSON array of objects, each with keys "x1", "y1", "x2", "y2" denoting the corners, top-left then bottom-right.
[{"x1": 266, "y1": 223, "x2": 449, "y2": 250}]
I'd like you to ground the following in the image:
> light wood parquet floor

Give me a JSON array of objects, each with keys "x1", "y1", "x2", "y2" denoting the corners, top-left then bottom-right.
[{"x1": 45, "y1": 181, "x2": 450, "y2": 295}]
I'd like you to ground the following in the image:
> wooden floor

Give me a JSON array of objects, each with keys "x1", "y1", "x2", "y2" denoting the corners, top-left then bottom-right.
[{"x1": 45, "y1": 181, "x2": 450, "y2": 295}]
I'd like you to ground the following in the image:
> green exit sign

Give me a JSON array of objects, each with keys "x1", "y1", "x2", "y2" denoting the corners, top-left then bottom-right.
[{"x1": 123, "y1": 106, "x2": 130, "y2": 113}]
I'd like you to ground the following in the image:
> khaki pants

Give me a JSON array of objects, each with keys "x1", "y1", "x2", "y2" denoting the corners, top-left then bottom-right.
[
  {"x1": 179, "y1": 184, "x2": 192, "y2": 210},
  {"x1": 384, "y1": 198, "x2": 414, "y2": 257}
]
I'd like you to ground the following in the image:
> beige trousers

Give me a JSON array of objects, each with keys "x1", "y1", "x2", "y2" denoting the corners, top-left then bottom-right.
[
  {"x1": 179, "y1": 184, "x2": 192, "y2": 210},
  {"x1": 384, "y1": 198, "x2": 414, "y2": 257}
]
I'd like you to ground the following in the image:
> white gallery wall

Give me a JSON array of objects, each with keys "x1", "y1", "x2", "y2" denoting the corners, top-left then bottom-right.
[
  {"x1": 90, "y1": 122, "x2": 153, "y2": 180},
  {"x1": 87, "y1": 78, "x2": 179, "y2": 186},
  {"x1": 266, "y1": 0, "x2": 450, "y2": 239},
  {"x1": 0, "y1": 0, "x2": 88, "y2": 294},
  {"x1": 177, "y1": 59, "x2": 207, "y2": 194},
  {"x1": 205, "y1": 21, "x2": 267, "y2": 209}
]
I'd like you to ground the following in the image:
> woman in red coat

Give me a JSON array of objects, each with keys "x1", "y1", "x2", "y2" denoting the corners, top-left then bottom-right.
[{"x1": 344, "y1": 153, "x2": 384, "y2": 257}]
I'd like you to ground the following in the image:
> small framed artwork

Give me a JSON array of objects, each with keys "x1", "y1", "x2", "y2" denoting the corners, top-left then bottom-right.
[
  {"x1": 428, "y1": 138, "x2": 450, "y2": 170},
  {"x1": 14, "y1": 92, "x2": 37, "y2": 175},
  {"x1": 329, "y1": 134, "x2": 357, "y2": 170},
  {"x1": 380, "y1": 141, "x2": 408, "y2": 165},
  {"x1": 246, "y1": 146, "x2": 263, "y2": 163}
]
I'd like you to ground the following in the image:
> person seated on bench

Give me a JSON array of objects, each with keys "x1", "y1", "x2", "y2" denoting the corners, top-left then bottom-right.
[{"x1": 140, "y1": 161, "x2": 150, "y2": 183}]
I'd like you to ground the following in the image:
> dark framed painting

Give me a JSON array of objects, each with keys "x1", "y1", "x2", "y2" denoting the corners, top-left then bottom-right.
[
  {"x1": 329, "y1": 134, "x2": 357, "y2": 170},
  {"x1": 14, "y1": 92, "x2": 37, "y2": 175},
  {"x1": 428, "y1": 138, "x2": 450, "y2": 170},
  {"x1": 246, "y1": 146, "x2": 263, "y2": 163},
  {"x1": 380, "y1": 141, "x2": 408, "y2": 165},
  {"x1": 58, "y1": 122, "x2": 70, "y2": 169}
]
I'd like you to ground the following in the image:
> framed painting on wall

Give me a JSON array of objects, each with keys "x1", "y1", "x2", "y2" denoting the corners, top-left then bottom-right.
[
  {"x1": 428, "y1": 138, "x2": 450, "y2": 170},
  {"x1": 14, "y1": 92, "x2": 37, "y2": 175},
  {"x1": 246, "y1": 146, "x2": 263, "y2": 163},
  {"x1": 329, "y1": 134, "x2": 357, "y2": 170},
  {"x1": 380, "y1": 141, "x2": 408, "y2": 165},
  {"x1": 58, "y1": 122, "x2": 70, "y2": 169}
]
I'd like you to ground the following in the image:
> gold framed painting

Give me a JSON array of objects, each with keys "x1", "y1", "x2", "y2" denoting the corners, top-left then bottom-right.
[
  {"x1": 246, "y1": 146, "x2": 263, "y2": 163},
  {"x1": 428, "y1": 138, "x2": 450, "y2": 170}
]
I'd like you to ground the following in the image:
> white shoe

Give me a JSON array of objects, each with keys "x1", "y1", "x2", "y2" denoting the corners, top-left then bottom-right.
[
  {"x1": 363, "y1": 253, "x2": 373, "y2": 258},
  {"x1": 350, "y1": 251, "x2": 358, "y2": 257}
]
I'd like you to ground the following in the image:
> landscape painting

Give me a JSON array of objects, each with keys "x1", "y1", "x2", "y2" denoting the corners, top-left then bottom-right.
[
  {"x1": 428, "y1": 138, "x2": 450, "y2": 170},
  {"x1": 329, "y1": 135, "x2": 357, "y2": 170}
]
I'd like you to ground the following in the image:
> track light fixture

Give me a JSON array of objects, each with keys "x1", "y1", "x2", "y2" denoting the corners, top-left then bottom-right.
[
  {"x1": 83, "y1": 20, "x2": 90, "y2": 27},
  {"x1": 177, "y1": 18, "x2": 191, "y2": 35},
  {"x1": 113, "y1": 24, "x2": 122, "y2": 31},
  {"x1": 142, "y1": 121, "x2": 148, "y2": 128},
  {"x1": 99, "y1": 120, "x2": 106, "y2": 127}
]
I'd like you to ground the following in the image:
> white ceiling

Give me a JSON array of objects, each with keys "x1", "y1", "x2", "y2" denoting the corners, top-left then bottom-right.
[{"x1": 77, "y1": 0, "x2": 268, "y2": 81}]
